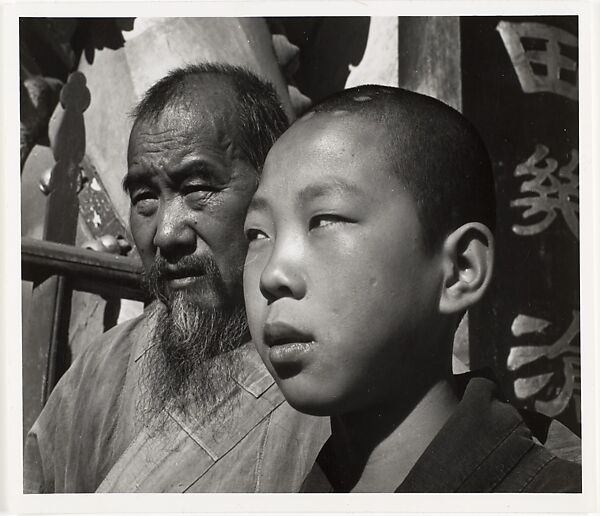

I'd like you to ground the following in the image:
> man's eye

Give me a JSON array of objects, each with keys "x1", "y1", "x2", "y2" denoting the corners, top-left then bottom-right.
[
  {"x1": 182, "y1": 183, "x2": 220, "y2": 196},
  {"x1": 134, "y1": 199, "x2": 158, "y2": 216},
  {"x1": 131, "y1": 191, "x2": 158, "y2": 215},
  {"x1": 131, "y1": 188, "x2": 155, "y2": 203},
  {"x1": 309, "y1": 214, "x2": 348, "y2": 230},
  {"x1": 183, "y1": 185, "x2": 219, "y2": 206},
  {"x1": 183, "y1": 184, "x2": 216, "y2": 193},
  {"x1": 246, "y1": 228, "x2": 269, "y2": 242}
]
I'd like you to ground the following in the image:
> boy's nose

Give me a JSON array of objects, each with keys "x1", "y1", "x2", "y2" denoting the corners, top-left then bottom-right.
[
  {"x1": 153, "y1": 199, "x2": 197, "y2": 260},
  {"x1": 259, "y1": 240, "x2": 307, "y2": 302}
]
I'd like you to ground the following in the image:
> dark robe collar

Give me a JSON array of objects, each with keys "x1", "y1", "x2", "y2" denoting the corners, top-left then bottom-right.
[{"x1": 302, "y1": 375, "x2": 538, "y2": 493}]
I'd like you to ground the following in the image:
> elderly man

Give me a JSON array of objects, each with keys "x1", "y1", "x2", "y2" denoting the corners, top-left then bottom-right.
[{"x1": 24, "y1": 63, "x2": 328, "y2": 493}]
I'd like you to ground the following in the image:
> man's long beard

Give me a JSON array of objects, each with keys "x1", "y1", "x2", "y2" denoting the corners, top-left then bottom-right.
[{"x1": 139, "y1": 255, "x2": 248, "y2": 425}]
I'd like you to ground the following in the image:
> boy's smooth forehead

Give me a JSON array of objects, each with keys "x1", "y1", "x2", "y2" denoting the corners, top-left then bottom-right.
[
  {"x1": 283, "y1": 108, "x2": 386, "y2": 152},
  {"x1": 293, "y1": 91, "x2": 419, "y2": 150},
  {"x1": 270, "y1": 108, "x2": 403, "y2": 178},
  {"x1": 290, "y1": 91, "x2": 465, "y2": 176},
  {"x1": 259, "y1": 110, "x2": 401, "y2": 198}
]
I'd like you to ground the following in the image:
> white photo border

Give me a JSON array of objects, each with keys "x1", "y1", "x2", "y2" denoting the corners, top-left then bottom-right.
[{"x1": 1, "y1": 1, "x2": 598, "y2": 514}]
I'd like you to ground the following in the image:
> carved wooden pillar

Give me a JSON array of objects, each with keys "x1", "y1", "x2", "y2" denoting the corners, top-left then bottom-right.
[
  {"x1": 22, "y1": 72, "x2": 90, "y2": 439},
  {"x1": 396, "y1": 17, "x2": 462, "y2": 111}
]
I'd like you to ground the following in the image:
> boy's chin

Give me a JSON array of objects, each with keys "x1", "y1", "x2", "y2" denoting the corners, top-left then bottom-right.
[{"x1": 278, "y1": 381, "x2": 350, "y2": 417}]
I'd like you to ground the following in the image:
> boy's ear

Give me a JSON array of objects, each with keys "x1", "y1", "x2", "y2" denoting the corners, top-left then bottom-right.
[{"x1": 438, "y1": 222, "x2": 494, "y2": 315}]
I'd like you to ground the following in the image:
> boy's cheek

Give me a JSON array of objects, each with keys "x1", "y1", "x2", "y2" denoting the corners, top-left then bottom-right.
[
  {"x1": 243, "y1": 256, "x2": 261, "y2": 294},
  {"x1": 243, "y1": 270, "x2": 265, "y2": 337},
  {"x1": 245, "y1": 297, "x2": 264, "y2": 339}
]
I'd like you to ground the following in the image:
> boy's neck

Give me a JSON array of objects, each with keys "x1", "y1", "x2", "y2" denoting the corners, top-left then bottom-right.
[{"x1": 327, "y1": 377, "x2": 459, "y2": 493}]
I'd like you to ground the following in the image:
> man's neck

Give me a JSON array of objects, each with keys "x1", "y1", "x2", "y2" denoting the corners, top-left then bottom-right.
[{"x1": 327, "y1": 377, "x2": 459, "y2": 493}]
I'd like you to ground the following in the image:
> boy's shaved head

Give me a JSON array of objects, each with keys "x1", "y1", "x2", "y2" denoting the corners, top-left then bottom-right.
[
  {"x1": 245, "y1": 84, "x2": 497, "y2": 418},
  {"x1": 304, "y1": 85, "x2": 496, "y2": 252}
]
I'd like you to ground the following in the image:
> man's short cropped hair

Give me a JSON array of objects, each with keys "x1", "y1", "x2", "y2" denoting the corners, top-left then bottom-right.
[
  {"x1": 307, "y1": 85, "x2": 496, "y2": 253},
  {"x1": 131, "y1": 62, "x2": 290, "y2": 173}
]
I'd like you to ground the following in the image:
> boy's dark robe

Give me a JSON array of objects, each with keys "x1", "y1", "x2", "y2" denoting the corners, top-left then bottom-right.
[{"x1": 302, "y1": 377, "x2": 581, "y2": 493}]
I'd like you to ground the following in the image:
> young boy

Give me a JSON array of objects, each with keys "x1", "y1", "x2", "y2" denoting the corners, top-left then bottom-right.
[{"x1": 242, "y1": 85, "x2": 581, "y2": 493}]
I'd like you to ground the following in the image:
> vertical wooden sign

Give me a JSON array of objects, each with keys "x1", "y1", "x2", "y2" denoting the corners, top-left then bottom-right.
[{"x1": 462, "y1": 17, "x2": 580, "y2": 435}]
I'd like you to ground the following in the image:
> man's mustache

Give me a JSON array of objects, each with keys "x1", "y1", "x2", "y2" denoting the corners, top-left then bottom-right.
[
  {"x1": 142, "y1": 254, "x2": 222, "y2": 303},
  {"x1": 153, "y1": 254, "x2": 219, "y2": 280}
]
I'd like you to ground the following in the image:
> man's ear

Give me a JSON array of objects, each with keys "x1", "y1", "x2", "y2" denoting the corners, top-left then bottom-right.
[{"x1": 438, "y1": 222, "x2": 494, "y2": 315}]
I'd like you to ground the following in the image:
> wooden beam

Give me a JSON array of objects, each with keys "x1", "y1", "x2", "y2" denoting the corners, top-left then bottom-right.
[{"x1": 22, "y1": 237, "x2": 145, "y2": 302}]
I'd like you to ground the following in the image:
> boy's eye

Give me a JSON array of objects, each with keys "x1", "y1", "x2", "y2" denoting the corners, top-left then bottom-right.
[
  {"x1": 246, "y1": 228, "x2": 269, "y2": 242},
  {"x1": 309, "y1": 214, "x2": 348, "y2": 230}
]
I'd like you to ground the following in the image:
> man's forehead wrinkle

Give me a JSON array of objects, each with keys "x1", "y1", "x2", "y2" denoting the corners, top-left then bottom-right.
[
  {"x1": 216, "y1": 130, "x2": 238, "y2": 166},
  {"x1": 131, "y1": 116, "x2": 238, "y2": 173},
  {"x1": 170, "y1": 92, "x2": 243, "y2": 165},
  {"x1": 134, "y1": 127, "x2": 192, "y2": 150},
  {"x1": 137, "y1": 77, "x2": 247, "y2": 163},
  {"x1": 129, "y1": 130, "x2": 197, "y2": 170}
]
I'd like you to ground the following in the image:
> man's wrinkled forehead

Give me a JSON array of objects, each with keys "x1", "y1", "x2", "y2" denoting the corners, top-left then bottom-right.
[
  {"x1": 145, "y1": 87, "x2": 235, "y2": 126},
  {"x1": 127, "y1": 81, "x2": 239, "y2": 165}
]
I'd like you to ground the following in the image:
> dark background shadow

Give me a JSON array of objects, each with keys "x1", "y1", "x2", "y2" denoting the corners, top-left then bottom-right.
[{"x1": 273, "y1": 17, "x2": 371, "y2": 103}]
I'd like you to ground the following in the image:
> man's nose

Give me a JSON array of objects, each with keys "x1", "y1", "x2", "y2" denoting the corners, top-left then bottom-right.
[
  {"x1": 153, "y1": 198, "x2": 197, "y2": 260},
  {"x1": 259, "y1": 238, "x2": 307, "y2": 303}
]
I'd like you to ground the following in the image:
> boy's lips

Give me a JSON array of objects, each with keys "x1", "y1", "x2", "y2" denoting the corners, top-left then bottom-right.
[
  {"x1": 263, "y1": 320, "x2": 316, "y2": 369},
  {"x1": 263, "y1": 320, "x2": 313, "y2": 347}
]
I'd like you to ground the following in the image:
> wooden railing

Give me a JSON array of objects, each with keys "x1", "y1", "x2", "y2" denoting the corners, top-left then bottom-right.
[{"x1": 22, "y1": 237, "x2": 144, "y2": 302}]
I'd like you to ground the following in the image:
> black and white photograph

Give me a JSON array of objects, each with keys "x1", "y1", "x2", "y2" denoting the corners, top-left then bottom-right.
[{"x1": 1, "y1": 1, "x2": 598, "y2": 514}]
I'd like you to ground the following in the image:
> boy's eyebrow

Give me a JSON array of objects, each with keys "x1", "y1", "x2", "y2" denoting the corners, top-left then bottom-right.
[
  {"x1": 247, "y1": 178, "x2": 365, "y2": 215},
  {"x1": 297, "y1": 179, "x2": 364, "y2": 204}
]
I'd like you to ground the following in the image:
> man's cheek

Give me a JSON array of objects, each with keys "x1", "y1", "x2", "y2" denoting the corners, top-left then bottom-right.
[
  {"x1": 130, "y1": 215, "x2": 153, "y2": 247},
  {"x1": 133, "y1": 239, "x2": 158, "y2": 273}
]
